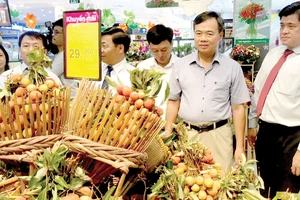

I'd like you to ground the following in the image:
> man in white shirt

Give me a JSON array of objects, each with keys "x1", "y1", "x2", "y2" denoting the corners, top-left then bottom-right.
[
  {"x1": 0, "y1": 31, "x2": 61, "y2": 89},
  {"x1": 101, "y1": 27, "x2": 134, "y2": 88},
  {"x1": 51, "y1": 18, "x2": 78, "y2": 98},
  {"x1": 137, "y1": 24, "x2": 178, "y2": 116},
  {"x1": 248, "y1": 2, "x2": 300, "y2": 197}
]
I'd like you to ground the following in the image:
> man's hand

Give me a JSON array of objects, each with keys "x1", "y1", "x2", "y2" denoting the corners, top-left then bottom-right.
[
  {"x1": 247, "y1": 128, "x2": 258, "y2": 148},
  {"x1": 161, "y1": 129, "x2": 173, "y2": 139},
  {"x1": 234, "y1": 146, "x2": 245, "y2": 166},
  {"x1": 292, "y1": 150, "x2": 300, "y2": 176}
]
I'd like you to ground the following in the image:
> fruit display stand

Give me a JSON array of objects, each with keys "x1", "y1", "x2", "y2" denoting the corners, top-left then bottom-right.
[
  {"x1": 149, "y1": 122, "x2": 266, "y2": 200},
  {"x1": 0, "y1": 134, "x2": 148, "y2": 199},
  {"x1": 65, "y1": 79, "x2": 167, "y2": 189},
  {"x1": 0, "y1": 64, "x2": 170, "y2": 198}
]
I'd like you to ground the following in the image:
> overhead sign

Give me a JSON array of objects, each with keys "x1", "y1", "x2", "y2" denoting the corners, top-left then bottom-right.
[
  {"x1": 64, "y1": 9, "x2": 101, "y2": 80},
  {"x1": 69, "y1": 0, "x2": 80, "y2": 4}
]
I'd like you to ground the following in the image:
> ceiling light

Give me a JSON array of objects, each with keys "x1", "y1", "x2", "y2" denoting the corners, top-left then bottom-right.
[
  {"x1": 19, "y1": 4, "x2": 24, "y2": 7},
  {"x1": 49, "y1": 11, "x2": 52, "y2": 13},
  {"x1": 41, "y1": 9, "x2": 44, "y2": 11},
  {"x1": 43, "y1": 15, "x2": 46, "y2": 17}
]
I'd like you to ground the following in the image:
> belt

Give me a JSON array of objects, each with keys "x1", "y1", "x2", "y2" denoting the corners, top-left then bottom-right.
[{"x1": 184, "y1": 119, "x2": 228, "y2": 133}]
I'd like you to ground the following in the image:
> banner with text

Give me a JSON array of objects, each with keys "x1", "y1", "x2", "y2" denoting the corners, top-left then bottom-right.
[{"x1": 64, "y1": 9, "x2": 101, "y2": 80}]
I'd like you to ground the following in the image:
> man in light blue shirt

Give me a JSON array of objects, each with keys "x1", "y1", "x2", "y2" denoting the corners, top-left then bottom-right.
[{"x1": 165, "y1": 11, "x2": 250, "y2": 171}]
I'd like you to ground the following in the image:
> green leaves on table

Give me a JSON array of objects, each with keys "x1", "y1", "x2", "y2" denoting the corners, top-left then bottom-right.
[{"x1": 23, "y1": 143, "x2": 90, "y2": 199}]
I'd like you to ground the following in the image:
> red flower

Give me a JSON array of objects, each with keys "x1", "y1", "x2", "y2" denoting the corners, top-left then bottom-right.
[{"x1": 239, "y1": 3, "x2": 267, "y2": 24}]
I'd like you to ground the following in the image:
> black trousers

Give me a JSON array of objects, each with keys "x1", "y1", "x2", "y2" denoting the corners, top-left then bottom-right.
[{"x1": 256, "y1": 120, "x2": 300, "y2": 198}]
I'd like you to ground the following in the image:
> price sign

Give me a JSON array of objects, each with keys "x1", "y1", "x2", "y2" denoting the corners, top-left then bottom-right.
[{"x1": 64, "y1": 10, "x2": 101, "y2": 80}]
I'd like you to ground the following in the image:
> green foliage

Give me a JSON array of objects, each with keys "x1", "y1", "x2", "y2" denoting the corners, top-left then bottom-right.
[
  {"x1": 10, "y1": 9, "x2": 20, "y2": 18},
  {"x1": 130, "y1": 68, "x2": 169, "y2": 104},
  {"x1": 146, "y1": 0, "x2": 179, "y2": 8},
  {"x1": 123, "y1": 11, "x2": 138, "y2": 30},
  {"x1": 172, "y1": 43, "x2": 196, "y2": 57},
  {"x1": 102, "y1": 9, "x2": 116, "y2": 29},
  {"x1": 21, "y1": 143, "x2": 91, "y2": 199}
]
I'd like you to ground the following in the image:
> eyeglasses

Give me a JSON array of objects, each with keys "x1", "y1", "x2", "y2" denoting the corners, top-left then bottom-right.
[{"x1": 52, "y1": 30, "x2": 63, "y2": 35}]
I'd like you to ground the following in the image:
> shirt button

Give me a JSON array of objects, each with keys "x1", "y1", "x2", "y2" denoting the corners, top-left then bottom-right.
[
  {"x1": 202, "y1": 98, "x2": 204, "y2": 100},
  {"x1": 201, "y1": 110, "x2": 204, "y2": 112},
  {"x1": 203, "y1": 85, "x2": 205, "y2": 87}
]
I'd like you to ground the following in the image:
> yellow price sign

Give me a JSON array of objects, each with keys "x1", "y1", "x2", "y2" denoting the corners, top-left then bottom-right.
[{"x1": 64, "y1": 10, "x2": 101, "y2": 80}]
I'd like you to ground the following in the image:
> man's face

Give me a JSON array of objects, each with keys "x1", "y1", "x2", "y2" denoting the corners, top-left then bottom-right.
[
  {"x1": 101, "y1": 35, "x2": 122, "y2": 65},
  {"x1": 52, "y1": 26, "x2": 64, "y2": 47},
  {"x1": 194, "y1": 18, "x2": 223, "y2": 55},
  {"x1": 280, "y1": 13, "x2": 300, "y2": 49},
  {"x1": 20, "y1": 35, "x2": 44, "y2": 66},
  {"x1": 149, "y1": 40, "x2": 173, "y2": 66}
]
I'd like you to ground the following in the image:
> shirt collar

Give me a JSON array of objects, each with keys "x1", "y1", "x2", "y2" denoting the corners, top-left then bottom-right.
[
  {"x1": 279, "y1": 45, "x2": 300, "y2": 55},
  {"x1": 152, "y1": 54, "x2": 179, "y2": 69},
  {"x1": 104, "y1": 58, "x2": 128, "y2": 74},
  {"x1": 189, "y1": 51, "x2": 220, "y2": 66},
  {"x1": 20, "y1": 62, "x2": 29, "y2": 72}
]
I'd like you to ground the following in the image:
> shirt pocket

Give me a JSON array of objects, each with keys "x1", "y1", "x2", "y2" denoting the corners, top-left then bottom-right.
[
  {"x1": 210, "y1": 80, "x2": 231, "y2": 102},
  {"x1": 274, "y1": 71, "x2": 300, "y2": 97}
]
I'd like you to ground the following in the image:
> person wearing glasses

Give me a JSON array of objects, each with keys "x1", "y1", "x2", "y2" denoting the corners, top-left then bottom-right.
[
  {"x1": 51, "y1": 18, "x2": 78, "y2": 98},
  {"x1": 51, "y1": 18, "x2": 64, "y2": 76}
]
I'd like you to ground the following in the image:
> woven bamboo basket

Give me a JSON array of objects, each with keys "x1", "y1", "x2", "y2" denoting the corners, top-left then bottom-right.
[
  {"x1": 0, "y1": 87, "x2": 71, "y2": 141},
  {"x1": 67, "y1": 79, "x2": 165, "y2": 153},
  {"x1": 145, "y1": 135, "x2": 169, "y2": 172},
  {"x1": 0, "y1": 133, "x2": 148, "y2": 197}
]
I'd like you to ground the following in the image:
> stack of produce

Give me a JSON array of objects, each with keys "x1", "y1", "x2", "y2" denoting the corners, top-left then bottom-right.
[
  {"x1": 150, "y1": 122, "x2": 266, "y2": 200},
  {"x1": 150, "y1": 128, "x2": 222, "y2": 199},
  {"x1": 66, "y1": 68, "x2": 168, "y2": 182},
  {"x1": 0, "y1": 143, "x2": 100, "y2": 200},
  {"x1": 0, "y1": 47, "x2": 70, "y2": 140}
]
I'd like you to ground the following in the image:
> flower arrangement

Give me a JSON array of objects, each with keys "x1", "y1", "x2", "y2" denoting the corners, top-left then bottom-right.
[
  {"x1": 126, "y1": 41, "x2": 151, "y2": 62},
  {"x1": 230, "y1": 44, "x2": 260, "y2": 64},
  {"x1": 239, "y1": 3, "x2": 268, "y2": 37},
  {"x1": 146, "y1": 0, "x2": 179, "y2": 8}
]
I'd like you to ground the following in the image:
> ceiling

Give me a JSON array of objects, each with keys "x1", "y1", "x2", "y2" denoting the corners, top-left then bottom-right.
[{"x1": 7, "y1": 0, "x2": 297, "y2": 28}]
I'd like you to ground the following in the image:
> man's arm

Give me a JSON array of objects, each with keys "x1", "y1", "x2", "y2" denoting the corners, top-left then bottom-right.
[
  {"x1": 292, "y1": 144, "x2": 300, "y2": 176},
  {"x1": 164, "y1": 99, "x2": 180, "y2": 137},
  {"x1": 248, "y1": 96, "x2": 259, "y2": 148},
  {"x1": 231, "y1": 104, "x2": 246, "y2": 165}
]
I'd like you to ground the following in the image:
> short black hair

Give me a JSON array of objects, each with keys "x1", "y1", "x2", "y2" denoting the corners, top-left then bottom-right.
[
  {"x1": 53, "y1": 18, "x2": 63, "y2": 28},
  {"x1": 18, "y1": 31, "x2": 48, "y2": 49},
  {"x1": 146, "y1": 24, "x2": 173, "y2": 45},
  {"x1": 0, "y1": 44, "x2": 10, "y2": 71},
  {"x1": 193, "y1": 11, "x2": 224, "y2": 33},
  {"x1": 279, "y1": 1, "x2": 300, "y2": 21},
  {"x1": 102, "y1": 27, "x2": 131, "y2": 53}
]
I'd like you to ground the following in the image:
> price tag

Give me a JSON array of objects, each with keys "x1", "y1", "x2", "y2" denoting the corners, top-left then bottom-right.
[{"x1": 64, "y1": 10, "x2": 101, "y2": 80}]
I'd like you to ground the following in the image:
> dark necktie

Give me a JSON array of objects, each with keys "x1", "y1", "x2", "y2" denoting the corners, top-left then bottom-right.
[
  {"x1": 256, "y1": 49, "x2": 294, "y2": 116},
  {"x1": 101, "y1": 66, "x2": 113, "y2": 90}
]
